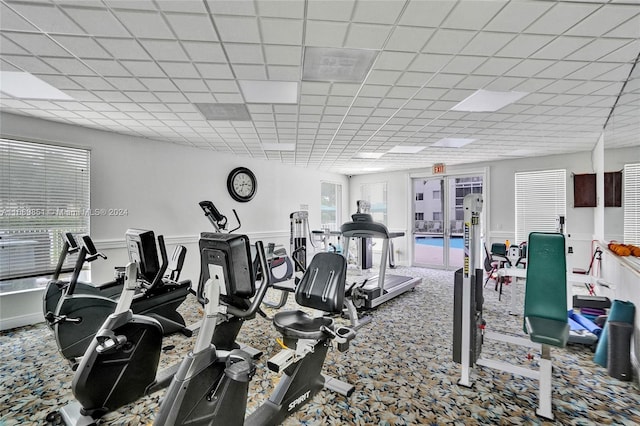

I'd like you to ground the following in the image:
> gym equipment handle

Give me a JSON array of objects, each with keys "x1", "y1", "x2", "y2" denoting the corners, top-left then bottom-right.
[{"x1": 226, "y1": 240, "x2": 270, "y2": 318}]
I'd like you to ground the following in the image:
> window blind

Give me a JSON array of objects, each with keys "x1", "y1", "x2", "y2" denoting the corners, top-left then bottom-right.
[
  {"x1": 624, "y1": 163, "x2": 640, "y2": 245},
  {"x1": 0, "y1": 139, "x2": 90, "y2": 280},
  {"x1": 515, "y1": 169, "x2": 566, "y2": 244}
]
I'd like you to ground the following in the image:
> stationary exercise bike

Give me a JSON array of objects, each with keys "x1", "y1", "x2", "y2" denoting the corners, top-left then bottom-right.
[
  {"x1": 47, "y1": 230, "x2": 192, "y2": 363},
  {"x1": 155, "y1": 234, "x2": 357, "y2": 425},
  {"x1": 43, "y1": 232, "x2": 123, "y2": 325},
  {"x1": 47, "y1": 234, "x2": 271, "y2": 426}
]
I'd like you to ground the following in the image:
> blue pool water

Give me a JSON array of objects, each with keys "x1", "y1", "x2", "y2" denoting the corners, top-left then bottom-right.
[{"x1": 416, "y1": 236, "x2": 464, "y2": 249}]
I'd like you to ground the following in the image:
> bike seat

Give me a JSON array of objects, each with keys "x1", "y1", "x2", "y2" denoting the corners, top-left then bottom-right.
[{"x1": 273, "y1": 310, "x2": 333, "y2": 340}]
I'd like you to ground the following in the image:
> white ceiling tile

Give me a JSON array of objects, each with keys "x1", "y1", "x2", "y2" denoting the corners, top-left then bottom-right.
[
  {"x1": 61, "y1": 7, "x2": 130, "y2": 37},
  {"x1": 344, "y1": 23, "x2": 392, "y2": 50},
  {"x1": 461, "y1": 32, "x2": 514, "y2": 56},
  {"x1": 3, "y1": 32, "x2": 69, "y2": 56},
  {"x1": 441, "y1": 55, "x2": 485, "y2": 75},
  {"x1": 359, "y1": 84, "x2": 391, "y2": 97},
  {"x1": 61, "y1": 90, "x2": 101, "y2": 102},
  {"x1": 305, "y1": 20, "x2": 349, "y2": 48},
  {"x1": 44, "y1": 57, "x2": 96, "y2": 75},
  {"x1": 267, "y1": 65, "x2": 300, "y2": 80},
  {"x1": 51, "y1": 35, "x2": 112, "y2": 59},
  {"x1": 172, "y1": 78, "x2": 208, "y2": 92},
  {"x1": 72, "y1": 76, "x2": 113, "y2": 90},
  {"x1": 158, "y1": 62, "x2": 200, "y2": 78},
  {"x1": 496, "y1": 34, "x2": 556, "y2": 59},
  {"x1": 3, "y1": 55, "x2": 58, "y2": 74},
  {"x1": 216, "y1": 93, "x2": 244, "y2": 103},
  {"x1": 399, "y1": 1, "x2": 456, "y2": 27},
  {"x1": 374, "y1": 51, "x2": 416, "y2": 71},
  {"x1": 604, "y1": 14, "x2": 640, "y2": 39},
  {"x1": 386, "y1": 26, "x2": 434, "y2": 52},
  {"x1": 0, "y1": 36, "x2": 29, "y2": 55},
  {"x1": 530, "y1": 36, "x2": 592, "y2": 60},
  {"x1": 97, "y1": 38, "x2": 150, "y2": 60},
  {"x1": 536, "y1": 61, "x2": 588, "y2": 79},
  {"x1": 263, "y1": 45, "x2": 301, "y2": 66},
  {"x1": 120, "y1": 60, "x2": 165, "y2": 77},
  {"x1": 125, "y1": 91, "x2": 159, "y2": 102},
  {"x1": 215, "y1": 15, "x2": 261, "y2": 43},
  {"x1": 567, "y1": 38, "x2": 636, "y2": 62},
  {"x1": 423, "y1": 29, "x2": 476, "y2": 55},
  {"x1": 93, "y1": 90, "x2": 129, "y2": 101},
  {"x1": 36, "y1": 74, "x2": 83, "y2": 90},
  {"x1": 165, "y1": 13, "x2": 218, "y2": 41},
  {"x1": 114, "y1": 10, "x2": 174, "y2": 38},
  {"x1": 442, "y1": 1, "x2": 507, "y2": 30},
  {"x1": 307, "y1": 0, "x2": 355, "y2": 21},
  {"x1": 140, "y1": 77, "x2": 179, "y2": 91},
  {"x1": 505, "y1": 59, "x2": 555, "y2": 78},
  {"x1": 366, "y1": 70, "x2": 401, "y2": 85},
  {"x1": 83, "y1": 59, "x2": 130, "y2": 76},
  {"x1": 352, "y1": 0, "x2": 405, "y2": 24},
  {"x1": 206, "y1": 80, "x2": 240, "y2": 93},
  {"x1": 598, "y1": 39, "x2": 640, "y2": 63},
  {"x1": 566, "y1": 5, "x2": 640, "y2": 37},
  {"x1": 565, "y1": 62, "x2": 622, "y2": 81},
  {"x1": 105, "y1": 77, "x2": 145, "y2": 91},
  {"x1": 138, "y1": 39, "x2": 188, "y2": 61},
  {"x1": 256, "y1": 0, "x2": 303, "y2": 19},
  {"x1": 156, "y1": 1, "x2": 208, "y2": 14},
  {"x1": 225, "y1": 43, "x2": 264, "y2": 64},
  {"x1": 408, "y1": 53, "x2": 451, "y2": 73},
  {"x1": 8, "y1": 2, "x2": 85, "y2": 34},
  {"x1": 525, "y1": 2, "x2": 599, "y2": 35},
  {"x1": 194, "y1": 63, "x2": 234, "y2": 79},
  {"x1": 485, "y1": 1, "x2": 552, "y2": 33},
  {"x1": 207, "y1": 0, "x2": 256, "y2": 16},
  {"x1": 259, "y1": 17, "x2": 303, "y2": 45},
  {"x1": 0, "y1": 3, "x2": 38, "y2": 31},
  {"x1": 233, "y1": 64, "x2": 267, "y2": 79},
  {"x1": 181, "y1": 41, "x2": 226, "y2": 62}
]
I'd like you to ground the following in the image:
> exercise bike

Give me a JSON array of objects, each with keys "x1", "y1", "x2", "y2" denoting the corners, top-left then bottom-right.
[
  {"x1": 43, "y1": 232, "x2": 123, "y2": 325},
  {"x1": 46, "y1": 234, "x2": 271, "y2": 426},
  {"x1": 155, "y1": 235, "x2": 357, "y2": 425},
  {"x1": 47, "y1": 230, "x2": 192, "y2": 364}
]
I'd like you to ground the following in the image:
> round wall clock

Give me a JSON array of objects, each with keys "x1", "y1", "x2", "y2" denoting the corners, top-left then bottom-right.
[{"x1": 227, "y1": 167, "x2": 257, "y2": 202}]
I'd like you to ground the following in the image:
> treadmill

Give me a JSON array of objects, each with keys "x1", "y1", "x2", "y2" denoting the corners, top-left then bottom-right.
[{"x1": 341, "y1": 213, "x2": 420, "y2": 309}]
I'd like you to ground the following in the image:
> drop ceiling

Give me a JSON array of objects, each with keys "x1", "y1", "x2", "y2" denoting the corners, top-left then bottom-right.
[{"x1": 0, "y1": 0, "x2": 638, "y2": 175}]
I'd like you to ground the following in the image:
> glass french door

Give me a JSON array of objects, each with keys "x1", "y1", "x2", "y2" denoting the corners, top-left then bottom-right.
[{"x1": 412, "y1": 174, "x2": 484, "y2": 269}]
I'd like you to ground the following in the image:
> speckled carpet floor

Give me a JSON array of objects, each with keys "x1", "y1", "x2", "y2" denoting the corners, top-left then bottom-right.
[{"x1": 1, "y1": 267, "x2": 638, "y2": 425}]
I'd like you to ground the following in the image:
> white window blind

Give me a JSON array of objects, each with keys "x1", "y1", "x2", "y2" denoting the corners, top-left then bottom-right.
[
  {"x1": 515, "y1": 169, "x2": 566, "y2": 244},
  {"x1": 0, "y1": 139, "x2": 90, "y2": 280},
  {"x1": 320, "y1": 181, "x2": 342, "y2": 232},
  {"x1": 624, "y1": 163, "x2": 640, "y2": 245}
]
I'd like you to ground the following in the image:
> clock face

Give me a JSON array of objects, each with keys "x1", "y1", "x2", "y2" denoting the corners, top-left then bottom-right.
[{"x1": 227, "y1": 167, "x2": 257, "y2": 202}]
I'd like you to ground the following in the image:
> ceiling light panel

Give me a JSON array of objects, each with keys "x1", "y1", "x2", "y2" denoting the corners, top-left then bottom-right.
[
  {"x1": 452, "y1": 89, "x2": 529, "y2": 112},
  {"x1": 354, "y1": 152, "x2": 385, "y2": 159},
  {"x1": 0, "y1": 71, "x2": 73, "y2": 100},
  {"x1": 239, "y1": 80, "x2": 298, "y2": 104},
  {"x1": 303, "y1": 47, "x2": 377, "y2": 82},
  {"x1": 195, "y1": 103, "x2": 252, "y2": 121},
  {"x1": 388, "y1": 145, "x2": 425, "y2": 154},
  {"x1": 432, "y1": 138, "x2": 476, "y2": 148}
]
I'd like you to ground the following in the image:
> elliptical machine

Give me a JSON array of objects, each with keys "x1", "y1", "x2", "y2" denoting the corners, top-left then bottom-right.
[
  {"x1": 155, "y1": 234, "x2": 357, "y2": 425},
  {"x1": 47, "y1": 230, "x2": 192, "y2": 364},
  {"x1": 47, "y1": 235, "x2": 271, "y2": 426}
]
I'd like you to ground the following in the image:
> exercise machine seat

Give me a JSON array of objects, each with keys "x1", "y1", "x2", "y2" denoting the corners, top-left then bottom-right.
[
  {"x1": 523, "y1": 232, "x2": 569, "y2": 348},
  {"x1": 273, "y1": 252, "x2": 347, "y2": 339}
]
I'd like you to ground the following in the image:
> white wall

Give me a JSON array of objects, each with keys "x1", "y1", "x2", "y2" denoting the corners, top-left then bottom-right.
[
  {"x1": 349, "y1": 147, "x2": 639, "y2": 270},
  {"x1": 1, "y1": 112, "x2": 349, "y2": 285}
]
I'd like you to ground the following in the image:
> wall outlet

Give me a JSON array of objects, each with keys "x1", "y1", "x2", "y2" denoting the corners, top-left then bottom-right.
[{"x1": 568, "y1": 246, "x2": 573, "y2": 254}]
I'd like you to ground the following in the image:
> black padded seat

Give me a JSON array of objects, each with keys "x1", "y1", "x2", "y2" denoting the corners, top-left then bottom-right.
[{"x1": 273, "y1": 310, "x2": 334, "y2": 340}]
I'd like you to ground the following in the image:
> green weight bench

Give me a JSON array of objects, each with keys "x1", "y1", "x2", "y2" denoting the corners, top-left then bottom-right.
[{"x1": 476, "y1": 232, "x2": 568, "y2": 420}]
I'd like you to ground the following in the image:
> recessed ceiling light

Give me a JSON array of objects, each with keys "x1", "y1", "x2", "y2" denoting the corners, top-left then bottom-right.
[
  {"x1": 388, "y1": 145, "x2": 425, "y2": 154},
  {"x1": 0, "y1": 71, "x2": 73, "y2": 100},
  {"x1": 432, "y1": 138, "x2": 476, "y2": 148},
  {"x1": 354, "y1": 152, "x2": 384, "y2": 159},
  {"x1": 239, "y1": 80, "x2": 298, "y2": 104},
  {"x1": 194, "y1": 103, "x2": 251, "y2": 121},
  {"x1": 451, "y1": 89, "x2": 528, "y2": 112},
  {"x1": 303, "y1": 47, "x2": 377, "y2": 82},
  {"x1": 262, "y1": 143, "x2": 295, "y2": 151}
]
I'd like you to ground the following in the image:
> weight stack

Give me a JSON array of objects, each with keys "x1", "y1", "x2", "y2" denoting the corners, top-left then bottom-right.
[{"x1": 607, "y1": 322, "x2": 633, "y2": 381}]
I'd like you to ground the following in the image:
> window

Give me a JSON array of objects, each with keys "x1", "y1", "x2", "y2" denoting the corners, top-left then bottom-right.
[
  {"x1": 433, "y1": 190, "x2": 440, "y2": 199},
  {"x1": 433, "y1": 212, "x2": 442, "y2": 221},
  {"x1": 320, "y1": 182, "x2": 342, "y2": 231},
  {"x1": 360, "y1": 182, "x2": 387, "y2": 224},
  {"x1": 624, "y1": 163, "x2": 640, "y2": 245},
  {"x1": 415, "y1": 193, "x2": 423, "y2": 201},
  {"x1": 0, "y1": 139, "x2": 90, "y2": 280},
  {"x1": 515, "y1": 169, "x2": 566, "y2": 244},
  {"x1": 415, "y1": 212, "x2": 424, "y2": 220}
]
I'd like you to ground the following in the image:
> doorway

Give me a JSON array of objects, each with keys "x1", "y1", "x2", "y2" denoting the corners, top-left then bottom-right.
[{"x1": 412, "y1": 174, "x2": 484, "y2": 269}]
